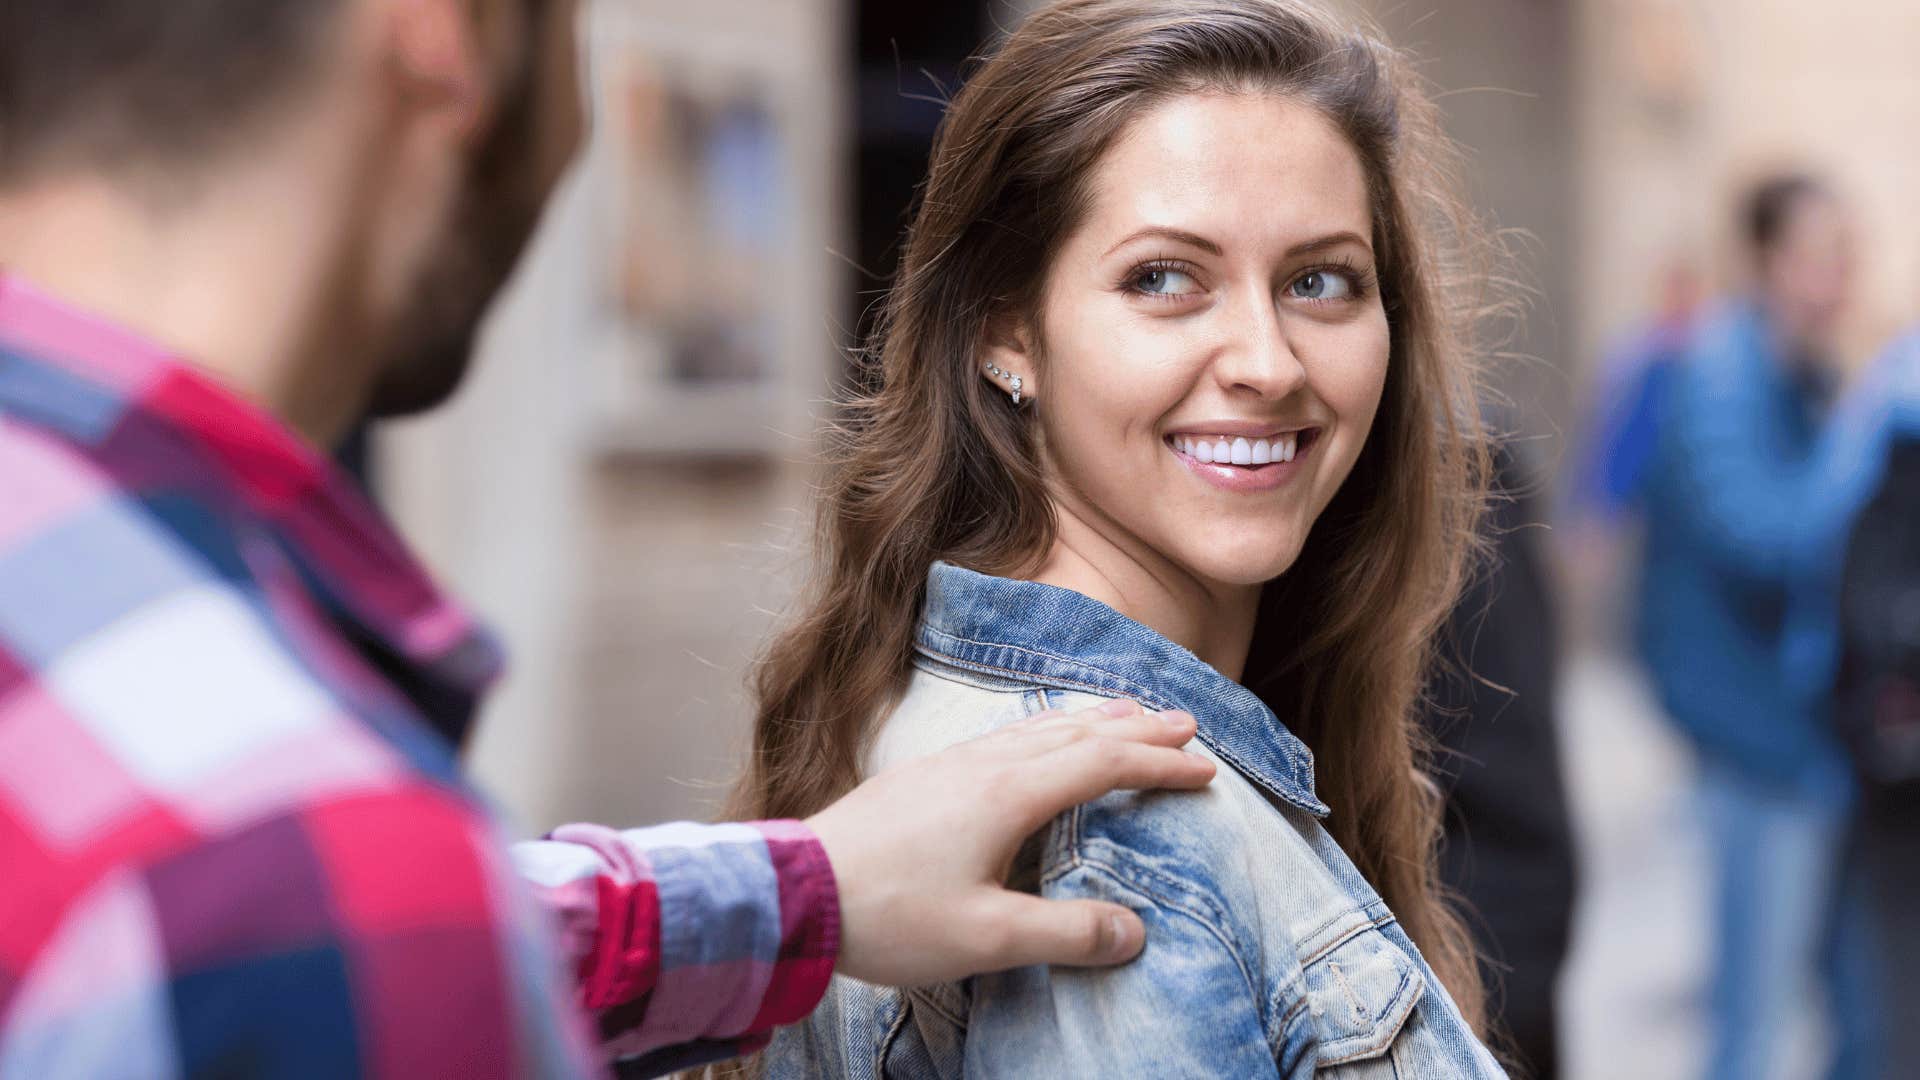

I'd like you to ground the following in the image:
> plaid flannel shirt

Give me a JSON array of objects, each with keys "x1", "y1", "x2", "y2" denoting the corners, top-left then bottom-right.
[{"x1": 0, "y1": 275, "x2": 837, "y2": 1078}]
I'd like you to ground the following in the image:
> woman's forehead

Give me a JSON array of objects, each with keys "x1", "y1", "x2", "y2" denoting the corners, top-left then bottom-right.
[{"x1": 1075, "y1": 92, "x2": 1374, "y2": 260}]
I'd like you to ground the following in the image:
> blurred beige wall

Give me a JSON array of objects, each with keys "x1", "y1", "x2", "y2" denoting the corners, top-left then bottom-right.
[
  {"x1": 1575, "y1": 0, "x2": 1920, "y2": 371},
  {"x1": 380, "y1": 0, "x2": 847, "y2": 835},
  {"x1": 1356, "y1": 0, "x2": 1579, "y2": 459}
]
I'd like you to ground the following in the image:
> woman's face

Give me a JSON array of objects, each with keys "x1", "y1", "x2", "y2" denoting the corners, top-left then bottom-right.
[{"x1": 1007, "y1": 91, "x2": 1389, "y2": 591}]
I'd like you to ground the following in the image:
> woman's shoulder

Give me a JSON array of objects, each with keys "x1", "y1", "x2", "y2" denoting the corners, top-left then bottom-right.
[
  {"x1": 1039, "y1": 721, "x2": 1361, "y2": 944},
  {"x1": 864, "y1": 654, "x2": 1051, "y2": 773},
  {"x1": 1013, "y1": 730, "x2": 1459, "y2": 1075}
]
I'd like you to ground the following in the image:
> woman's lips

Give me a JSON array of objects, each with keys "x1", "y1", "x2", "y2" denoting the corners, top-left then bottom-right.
[{"x1": 1165, "y1": 429, "x2": 1318, "y2": 493}]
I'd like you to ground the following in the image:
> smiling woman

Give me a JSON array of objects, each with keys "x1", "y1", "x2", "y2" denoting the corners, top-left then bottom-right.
[
  {"x1": 728, "y1": 0, "x2": 1505, "y2": 1076},
  {"x1": 1014, "y1": 91, "x2": 1392, "y2": 664}
]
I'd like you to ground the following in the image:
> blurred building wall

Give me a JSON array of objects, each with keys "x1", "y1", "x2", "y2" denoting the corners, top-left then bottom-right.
[
  {"x1": 1360, "y1": 0, "x2": 1579, "y2": 462},
  {"x1": 379, "y1": 0, "x2": 848, "y2": 835},
  {"x1": 1575, "y1": 0, "x2": 1920, "y2": 371}
]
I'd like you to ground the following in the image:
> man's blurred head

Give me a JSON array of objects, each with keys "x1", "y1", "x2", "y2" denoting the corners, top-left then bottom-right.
[
  {"x1": 1745, "y1": 173, "x2": 1855, "y2": 357},
  {"x1": 0, "y1": 0, "x2": 583, "y2": 419}
]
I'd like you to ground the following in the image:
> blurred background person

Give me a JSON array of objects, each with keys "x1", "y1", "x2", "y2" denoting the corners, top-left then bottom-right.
[
  {"x1": 1425, "y1": 445, "x2": 1578, "y2": 1080},
  {"x1": 1786, "y1": 327, "x2": 1920, "y2": 1075},
  {"x1": 1570, "y1": 262, "x2": 1704, "y2": 531},
  {"x1": 1559, "y1": 260, "x2": 1704, "y2": 654},
  {"x1": 1633, "y1": 174, "x2": 1876, "y2": 1080}
]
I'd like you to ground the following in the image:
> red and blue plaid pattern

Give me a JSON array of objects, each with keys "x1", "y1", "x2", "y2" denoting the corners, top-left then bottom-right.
[
  {"x1": 514, "y1": 820, "x2": 839, "y2": 1075},
  {"x1": 0, "y1": 276, "x2": 838, "y2": 1078}
]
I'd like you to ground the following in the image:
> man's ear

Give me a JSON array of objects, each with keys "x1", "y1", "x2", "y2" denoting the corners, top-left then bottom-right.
[
  {"x1": 386, "y1": 0, "x2": 491, "y2": 138},
  {"x1": 980, "y1": 312, "x2": 1040, "y2": 405}
]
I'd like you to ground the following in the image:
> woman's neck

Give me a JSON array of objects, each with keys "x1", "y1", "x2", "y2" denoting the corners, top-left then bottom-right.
[{"x1": 1029, "y1": 498, "x2": 1263, "y2": 682}]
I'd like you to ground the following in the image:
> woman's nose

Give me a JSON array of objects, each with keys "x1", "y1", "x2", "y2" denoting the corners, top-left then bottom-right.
[{"x1": 1214, "y1": 292, "x2": 1309, "y2": 399}]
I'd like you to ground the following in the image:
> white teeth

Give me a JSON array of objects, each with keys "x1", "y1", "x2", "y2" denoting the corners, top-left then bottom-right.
[{"x1": 1172, "y1": 432, "x2": 1304, "y2": 467}]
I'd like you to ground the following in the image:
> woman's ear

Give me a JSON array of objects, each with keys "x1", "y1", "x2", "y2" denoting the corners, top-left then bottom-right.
[{"x1": 980, "y1": 314, "x2": 1039, "y2": 406}]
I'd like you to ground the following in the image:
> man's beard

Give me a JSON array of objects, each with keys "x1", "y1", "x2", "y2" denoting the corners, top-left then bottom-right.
[{"x1": 364, "y1": 28, "x2": 550, "y2": 419}]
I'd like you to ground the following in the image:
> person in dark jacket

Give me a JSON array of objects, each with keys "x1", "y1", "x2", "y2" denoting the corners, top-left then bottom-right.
[
  {"x1": 1786, "y1": 331, "x2": 1920, "y2": 1077},
  {"x1": 1426, "y1": 446, "x2": 1578, "y2": 1080}
]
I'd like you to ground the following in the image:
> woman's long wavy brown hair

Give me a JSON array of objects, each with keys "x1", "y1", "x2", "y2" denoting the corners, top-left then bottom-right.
[{"x1": 734, "y1": 0, "x2": 1495, "y2": 1033}]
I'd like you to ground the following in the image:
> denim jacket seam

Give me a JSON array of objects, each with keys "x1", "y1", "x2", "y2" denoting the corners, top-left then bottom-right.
[
  {"x1": 1275, "y1": 988, "x2": 1313, "y2": 1061},
  {"x1": 1296, "y1": 909, "x2": 1398, "y2": 968},
  {"x1": 1070, "y1": 853, "x2": 1274, "y2": 1048},
  {"x1": 917, "y1": 628, "x2": 1165, "y2": 704},
  {"x1": 1043, "y1": 834, "x2": 1233, "y2": 932},
  {"x1": 915, "y1": 650, "x2": 1153, "y2": 710},
  {"x1": 907, "y1": 651, "x2": 1035, "y2": 695},
  {"x1": 919, "y1": 633, "x2": 1327, "y2": 817},
  {"x1": 1044, "y1": 830, "x2": 1265, "y2": 1030},
  {"x1": 875, "y1": 994, "x2": 914, "y2": 1076}
]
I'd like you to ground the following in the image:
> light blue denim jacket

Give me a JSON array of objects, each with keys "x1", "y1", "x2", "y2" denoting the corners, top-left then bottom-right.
[{"x1": 765, "y1": 563, "x2": 1505, "y2": 1079}]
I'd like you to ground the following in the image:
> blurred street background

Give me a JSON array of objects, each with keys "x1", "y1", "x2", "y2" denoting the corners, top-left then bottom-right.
[{"x1": 365, "y1": 2, "x2": 1920, "y2": 1077}]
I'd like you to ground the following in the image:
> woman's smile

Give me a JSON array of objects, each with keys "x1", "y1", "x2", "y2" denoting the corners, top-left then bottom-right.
[{"x1": 1164, "y1": 427, "x2": 1322, "y2": 492}]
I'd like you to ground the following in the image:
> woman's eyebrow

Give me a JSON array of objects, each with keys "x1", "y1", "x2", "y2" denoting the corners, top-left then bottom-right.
[
  {"x1": 1102, "y1": 227, "x2": 1374, "y2": 260},
  {"x1": 1102, "y1": 226, "x2": 1224, "y2": 259},
  {"x1": 1287, "y1": 231, "x2": 1373, "y2": 258}
]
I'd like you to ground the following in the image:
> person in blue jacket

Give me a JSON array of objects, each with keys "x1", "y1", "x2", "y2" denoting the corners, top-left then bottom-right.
[{"x1": 1635, "y1": 174, "x2": 1875, "y2": 1080}]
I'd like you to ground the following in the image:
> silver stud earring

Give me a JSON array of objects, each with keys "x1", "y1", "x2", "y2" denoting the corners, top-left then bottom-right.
[{"x1": 985, "y1": 363, "x2": 1025, "y2": 406}]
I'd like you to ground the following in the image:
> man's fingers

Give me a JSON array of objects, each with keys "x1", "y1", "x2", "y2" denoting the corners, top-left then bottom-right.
[
  {"x1": 1015, "y1": 737, "x2": 1215, "y2": 821},
  {"x1": 976, "y1": 895, "x2": 1147, "y2": 970},
  {"x1": 1007, "y1": 701, "x2": 1199, "y2": 755}
]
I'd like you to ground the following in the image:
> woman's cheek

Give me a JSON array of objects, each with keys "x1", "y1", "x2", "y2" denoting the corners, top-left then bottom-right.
[
  {"x1": 1322, "y1": 315, "x2": 1389, "y2": 410},
  {"x1": 1298, "y1": 330, "x2": 1387, "y2": 489}
]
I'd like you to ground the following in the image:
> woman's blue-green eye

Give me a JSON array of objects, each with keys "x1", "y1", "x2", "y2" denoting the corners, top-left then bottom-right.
[
  {"x1": 1135, "y1": 267, "x2": 1200, "y2": 296},
  {"x1": 1290, "y1": 269, "x2": 1355, "y2": 301}
]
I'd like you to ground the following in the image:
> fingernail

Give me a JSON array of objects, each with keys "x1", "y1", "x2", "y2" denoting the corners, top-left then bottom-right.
[
  {"x1": 1159, "y1": 710, "x2": 1193, "y2": 728},
  {"x1": 1099, "y1": 698, "x2": 1141, "y2": 717},
  {"x1": 1107, "y1": 913, "x2": 1142, "y2": 959}
]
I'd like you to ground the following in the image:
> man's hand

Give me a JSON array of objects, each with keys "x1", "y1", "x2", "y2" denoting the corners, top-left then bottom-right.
[{"x1": 804, "y1": 699, "x2": 1214, "y2": 987}]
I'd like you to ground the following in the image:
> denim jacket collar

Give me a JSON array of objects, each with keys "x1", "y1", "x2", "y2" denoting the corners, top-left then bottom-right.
[{"x1": 917, "y1": 561, "x2": 1329, "y2": 817}]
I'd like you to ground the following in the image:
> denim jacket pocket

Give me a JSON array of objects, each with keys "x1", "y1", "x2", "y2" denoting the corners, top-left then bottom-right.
[
  {"x1": 876, "y1": 982, "x2": 968, "y2": 1080},
  {"x1": 1298, "y1": 924, "x2": 1427, "y2": 1074}
]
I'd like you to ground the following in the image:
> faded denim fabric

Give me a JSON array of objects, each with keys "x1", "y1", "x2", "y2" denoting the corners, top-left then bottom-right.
[{"x1": 765, "y1": 563, "x2": 1505, "y2": 1078}]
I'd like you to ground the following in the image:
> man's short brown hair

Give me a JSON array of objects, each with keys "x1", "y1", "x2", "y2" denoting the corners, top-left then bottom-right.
[{"x1": 0, "y1": 0, "x2": 344, "y2": 184}]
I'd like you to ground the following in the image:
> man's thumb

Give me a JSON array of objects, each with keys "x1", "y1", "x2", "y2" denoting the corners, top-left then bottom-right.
[{"x1": 982, "y1": 895, "x2": 1147, "y2": 970}]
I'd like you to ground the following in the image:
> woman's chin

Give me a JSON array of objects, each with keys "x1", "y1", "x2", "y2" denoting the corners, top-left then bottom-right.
[{"x1": 1175, "y1": 541, "x2": 1306, "y2": 591}]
